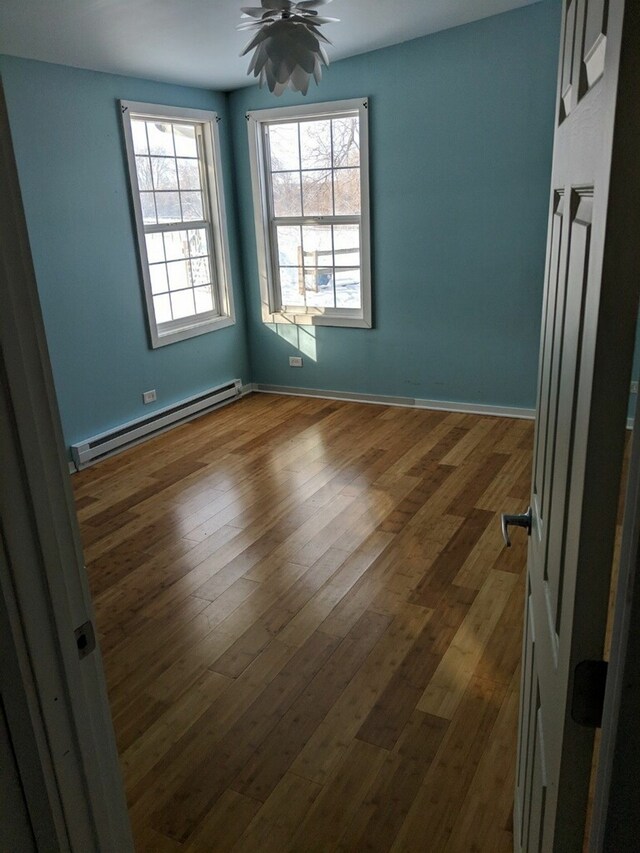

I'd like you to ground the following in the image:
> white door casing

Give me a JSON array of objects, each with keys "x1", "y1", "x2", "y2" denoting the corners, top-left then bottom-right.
[{"x1": 514, "y1": 2, "x2": 640, "y2": 851}]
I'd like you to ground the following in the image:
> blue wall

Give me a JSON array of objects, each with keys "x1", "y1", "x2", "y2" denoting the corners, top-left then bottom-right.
[
  {"x1": 0, "y1": 0, "x2": 561, "y2": 452},
  {"x1": 230, "y1": 0, "x2": 561, "y2": 409},
  {"x1": 0, "y1": 56, "x2": 251, "y2": 448}
]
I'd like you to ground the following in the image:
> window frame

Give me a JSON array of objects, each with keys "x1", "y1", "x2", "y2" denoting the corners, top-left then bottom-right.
[
  {"x1": 120, "y1": 101, "x2": 235, "y2": 348},
  {"x1": 246, "y1": 98, "x2": 372, "y2": 328}
]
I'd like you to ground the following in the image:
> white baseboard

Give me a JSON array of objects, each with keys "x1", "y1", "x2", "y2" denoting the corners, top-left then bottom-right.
[
  {"x1": 252, "y1": 383, "x2": 535, "y2": 420},
  {"x1": 71, "y1": 380, "x2": 250, "y2": 470}
]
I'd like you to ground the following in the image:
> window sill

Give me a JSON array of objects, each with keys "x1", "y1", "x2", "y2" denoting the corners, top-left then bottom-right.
[
  {"x1": 261, "y1": 307, "x2": 372, "y2": 329},
  {"x1": 152, "y1": 313, "x2": 235, "y2": 348}
]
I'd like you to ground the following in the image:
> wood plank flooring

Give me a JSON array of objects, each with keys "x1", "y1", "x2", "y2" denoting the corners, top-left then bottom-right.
[{"x1": 73, "y1": 393, "x2": 533, "y2": 852}]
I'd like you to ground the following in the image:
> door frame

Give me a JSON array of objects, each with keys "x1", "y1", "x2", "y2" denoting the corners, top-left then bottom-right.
[
  {"x1": 0, "y1": 79, "x2": 133, "y2": 851},
  {"x1": 589, "y1": 393, "x2": 640, "y2": 850},
  {"x1": 584, "y1": 2, "x2": 640, "y2": 846}
]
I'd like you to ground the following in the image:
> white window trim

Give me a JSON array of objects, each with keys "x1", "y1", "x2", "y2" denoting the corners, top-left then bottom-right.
[
  {"x1": 246, "y1": 98, "x2": 372, "y2": 328},
  {"x1": 120, "y1": 101, "x2": 235, "y2": 348}
]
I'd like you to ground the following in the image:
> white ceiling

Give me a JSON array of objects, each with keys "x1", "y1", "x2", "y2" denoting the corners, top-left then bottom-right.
[{"x1": 0, "y1": 0, "x2": 542, "y2": 92}]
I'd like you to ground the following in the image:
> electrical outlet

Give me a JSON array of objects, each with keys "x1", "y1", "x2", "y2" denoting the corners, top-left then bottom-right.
[
  {"x1": 631, "y1": 381, "x2": 639, "y2": 395},
  {"x1": 289, "y1": 356, "x2": 303, "y2": 367},
  {"x1": 142, "y1": 389, "x2": 157, "y2": 404}
]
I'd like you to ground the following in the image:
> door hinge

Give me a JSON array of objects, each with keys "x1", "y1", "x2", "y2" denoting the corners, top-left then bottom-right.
[
  {"x1": 571, "y1": 660, "x2": 608, "y2": 727},
  {"x1": 74, "y1": 620, "x2": 96, "y2": 660}
]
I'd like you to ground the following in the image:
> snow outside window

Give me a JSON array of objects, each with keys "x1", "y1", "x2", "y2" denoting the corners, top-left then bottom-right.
[
  {"x1": 121, "y1": 102, "x2": 235, "y2": 348},
  {"x1": 247, "y1": 99, "x2": 372, "y2": 328}
]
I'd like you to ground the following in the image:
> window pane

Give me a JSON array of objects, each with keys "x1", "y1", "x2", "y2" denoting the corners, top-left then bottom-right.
[
  {"x1": 268, "y1": 123, "x2": 300, "y2": 171},
  {"x1": 302, "y1": 225, "x2": 333, "y2": 267},
  {"x1": 153, "y1": 293, "x2": 172, "y2": 324},
  {"x1": 333, "y1": 168, "x2": 361, "y2": 215},
  {"x1": 149, "y1": 263, "x2": 168, "y2": 295},
  {"x1": 190, "y1": 255, "x2": 211, "y2": 286},
  {"x1": 131, "y1": 119, "x2": 149, "y2": 155},
  {"x1": 300, "y1": 120, "x2": 331, "y2": 169},
  {"x1": 305, "y1": 269, "x2": 335, "y2": 308},
  {"x1": 302, "y1": 170, "x2": 332, "y2": 216},
  {"x1": 163, "y1": 230, "x2": 189, "y2": 261},
  {"x1": 278, "y1": 267, "x2": 303, "y2": 307},
  {"x1": 140, "y1": 192, "x2": 157, "y2": 224},
  {"x1": 331, "y1": 117, "x2": 360, "y2": 167},
  {"x1": 333, "y1": 224, "x2": 360, "y2": 266},
  {"x1": 335, "y1": 268, "x2": 361, "y2": 308},
  {"x1": 276, "y1": 225, "x2": 302, "y2": 266},
  {"x1": 171, "y1": 289, "x2": 195, "y2": 319},
  {"x1": 155, "y1": 192, "x2": 181, "y2": 223},
  {"x1": 188, "y1": 228, "x2": 207, "y2": 257},
  {"x1": 167, "y1": 260, "x2": 189, "y2": 291},
  {"x1": 126, "y1": 107, "x2": 233, "y2": 342},
  {"x1": 145, "y1": 232, "x2": 165, "y2": 263},
  {"x1": 181, "y1": 192, "x2": 203, "y2": 221},
  {"x1": 147, "y1": 121, "x2": 174, "y2": 156},
  {"x1": 173, "y1": 124, "x2": 198, "y2": 157},
  {"x1": 177, "y1": 158, "x2": 201, "y2": 191},
  {"x1": 194, "y1": 285, "x2": 214, "y2": 314},
  {"x1": 135, "y1": 156, "x2": 152, "y2": 190},
  {"x1": 272, "y1": 171, "x2": 302, "y2": 217},
  {"x1": 152, "y1": 157, "x2": 178, "y2": 190}
]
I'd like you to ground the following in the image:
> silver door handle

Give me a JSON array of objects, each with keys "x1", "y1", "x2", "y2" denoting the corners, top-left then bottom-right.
[{"x1": 501, "y1": 506, "x2": 532, "y2": 547}]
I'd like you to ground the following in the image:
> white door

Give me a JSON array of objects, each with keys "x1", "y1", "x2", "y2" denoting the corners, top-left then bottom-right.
[
  {"x1": 0, "y1": 81, "x2": 133, "y2": 850},
  {"x1": 512, "y1": 1, "x2": 640, "y2": 850}
]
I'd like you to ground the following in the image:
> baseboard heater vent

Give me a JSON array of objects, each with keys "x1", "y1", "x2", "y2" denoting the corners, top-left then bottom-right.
[{"x1": 71, "y1": 379, "x2": 242, "y2": 468}]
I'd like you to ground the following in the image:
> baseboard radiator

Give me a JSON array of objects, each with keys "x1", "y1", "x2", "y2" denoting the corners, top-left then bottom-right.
[{"x1": 70, "y1": 379, "x2": 243, "y2": 468}]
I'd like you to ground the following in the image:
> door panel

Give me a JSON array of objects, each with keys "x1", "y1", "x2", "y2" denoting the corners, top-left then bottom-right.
[
  {"x1": 559, "y1": 0, "x2": 578, "y2": 119},
  {"x1": 545, "y1": 189, "x2": 593, "y2": 634},
  {"x1": 534, "y1": 191, "x2": 565, "y2": 522},
  {"x1": 582, "y1": 0, "x2": 608, "y2": 90},
  {"x1": 516, "y1": 592, "x2": 538, "y2": 848},
  {"x1": 528, "y1": 709, "x2": 548, "y2": 853},
  {"x1": 514, "y1": 1, "x2": 640, "y2": 850}
]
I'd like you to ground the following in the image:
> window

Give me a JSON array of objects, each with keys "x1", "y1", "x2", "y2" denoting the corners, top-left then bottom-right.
[
  {"x1": 247, "y1": 99, "x2": 371, "y2": 328},
  {"x1": 121, "y1": 101, "x2": 234, "y2": 347}
]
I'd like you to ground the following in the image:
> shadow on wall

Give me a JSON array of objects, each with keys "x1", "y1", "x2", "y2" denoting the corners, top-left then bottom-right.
[{"x1": 267, "y1": 321, "x2": 318, "y2": 362}]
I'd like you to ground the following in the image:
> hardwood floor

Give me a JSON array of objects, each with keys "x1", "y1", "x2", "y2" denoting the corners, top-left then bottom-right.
[{"x1": 73, "y1": 393, "x2": 534, "y2": 852}]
